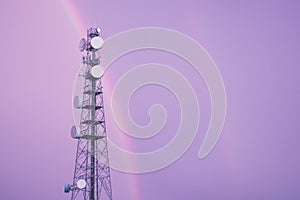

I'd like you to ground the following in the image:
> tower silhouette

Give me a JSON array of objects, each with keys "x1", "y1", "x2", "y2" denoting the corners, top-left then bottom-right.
[{"x1": 65, "y1": 27, "x2": 113, "y2": 200}]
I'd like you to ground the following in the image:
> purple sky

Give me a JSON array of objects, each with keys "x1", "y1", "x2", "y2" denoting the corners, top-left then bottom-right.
[{"x1": 0, "y1": 0, "x2": 299, "y2": 199}]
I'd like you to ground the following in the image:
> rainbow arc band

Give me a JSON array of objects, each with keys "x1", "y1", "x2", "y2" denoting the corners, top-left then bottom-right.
[{"x1": 97, "y1": 27, "x2": 227, "y2": 173}]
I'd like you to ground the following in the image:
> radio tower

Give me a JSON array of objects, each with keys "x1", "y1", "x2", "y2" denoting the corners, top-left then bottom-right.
[{"x1": 64, "y1": 27, "x2": 113, "y2": 200}]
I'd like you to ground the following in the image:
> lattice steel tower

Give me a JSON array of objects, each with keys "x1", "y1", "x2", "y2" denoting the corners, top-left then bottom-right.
[{"x1": 64, "y1": 27, "x2": 113, "y2": 200}]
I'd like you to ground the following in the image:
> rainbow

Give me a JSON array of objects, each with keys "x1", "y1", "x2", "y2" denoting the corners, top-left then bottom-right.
[{"x1": 61, "y1": 0, "x2": 87, "y2": 36}]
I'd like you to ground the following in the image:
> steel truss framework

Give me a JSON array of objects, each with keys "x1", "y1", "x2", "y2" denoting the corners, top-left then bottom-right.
[{"x1": 70, "y1": 47, "x2": 113, "y2": 200}]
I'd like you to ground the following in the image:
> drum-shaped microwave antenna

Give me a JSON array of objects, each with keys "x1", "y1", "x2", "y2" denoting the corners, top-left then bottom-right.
[
  {"x1": 77, "y1": 179, "x2": 87, "y2": 189},
  {"x1": 90, "y1": 36, "x2": 104, "y2": 49},
  {"x1": 90, "y1": 65, "x2": 104, "y2": 79}
]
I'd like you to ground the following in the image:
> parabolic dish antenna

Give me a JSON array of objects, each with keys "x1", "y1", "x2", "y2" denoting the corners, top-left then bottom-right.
[
  {"x1": 72, "y1": 65, "x2": 85, "y2": 128},
  {"x1": 73, "y1": 96, "x2": 83, "y2": 109},
  {"x1": 90, "y1": 65, "x2": 104, "y2": 79},
  {"x1": 90, "y1": 36, "x2": 104, "y2": 49},
  {"x1": 79, "y1": 38, "x2": 87, "y2": 52},
  {"x1": 64, "y1": 184, "x2": 71, "y2": 193},
  {"x1": 71, "y1": 125, "x2": 81, "y2": 139}
]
